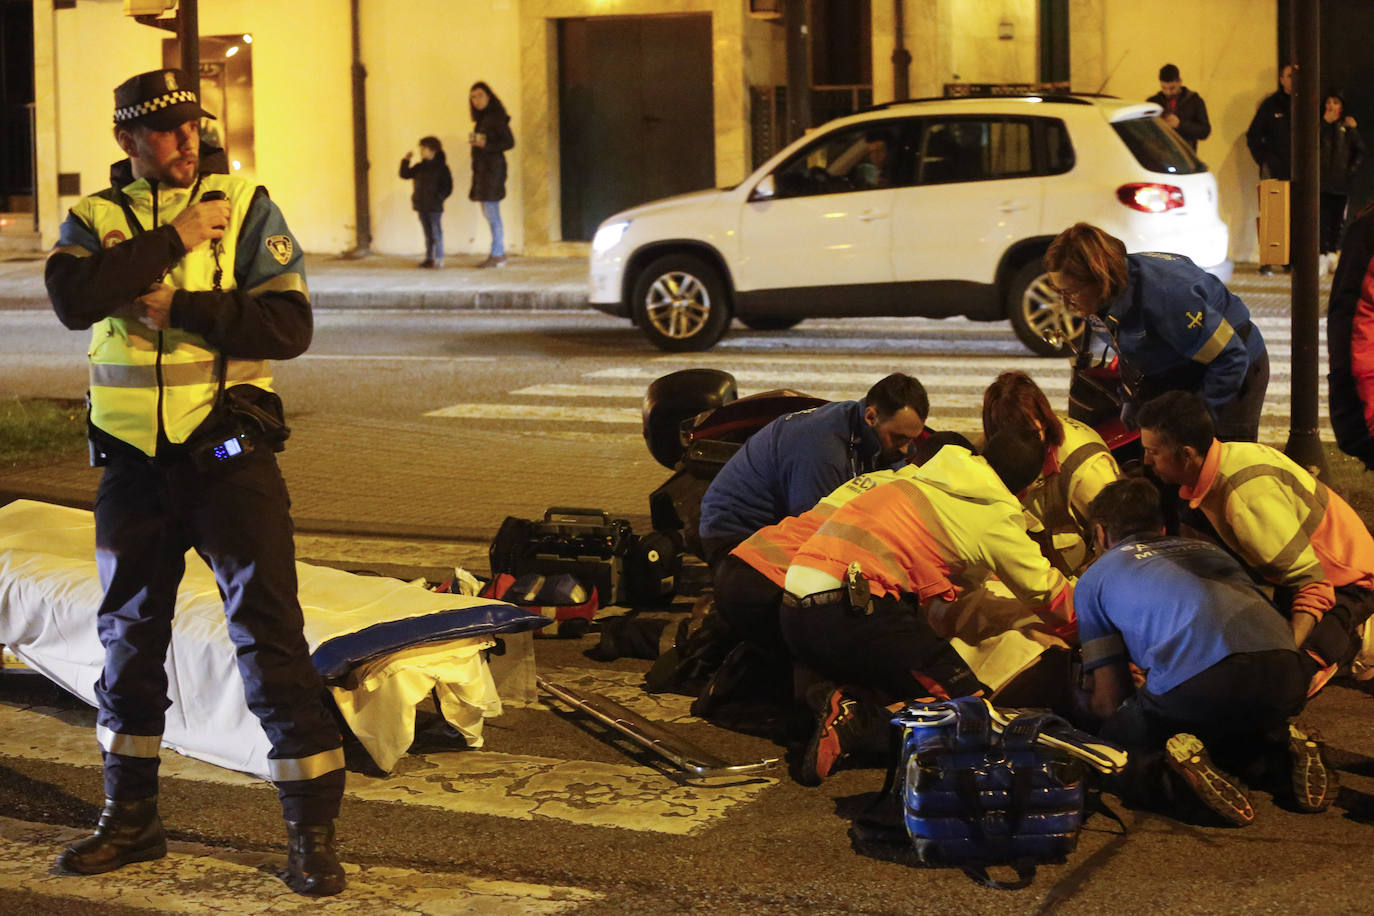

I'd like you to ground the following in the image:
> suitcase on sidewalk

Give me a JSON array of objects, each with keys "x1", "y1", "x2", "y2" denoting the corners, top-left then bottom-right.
[
  {"x1": 1257, "y1": 179, "x2": 1290, "y2": 266},
  {"x1": 489, "y1": 507, "x2": 635, "y2": 609}
]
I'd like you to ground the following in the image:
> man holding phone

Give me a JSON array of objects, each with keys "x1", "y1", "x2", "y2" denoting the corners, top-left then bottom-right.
[{"x1": 44, "y1": 68, "x2": 346, "y2": 897}]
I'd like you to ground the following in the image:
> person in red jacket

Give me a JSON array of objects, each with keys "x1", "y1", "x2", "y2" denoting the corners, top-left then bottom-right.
[{"x1": 1328, "y1": 202, "x2": 1374, "y2": 469}]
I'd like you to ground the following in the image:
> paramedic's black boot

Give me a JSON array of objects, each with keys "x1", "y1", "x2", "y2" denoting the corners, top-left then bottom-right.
[
  {"x1": 57, "y1": 796, "x2": 167, "y2": 874},
  {"x1": 284, "y1": 821, "x2": 346, "y2": 897}
]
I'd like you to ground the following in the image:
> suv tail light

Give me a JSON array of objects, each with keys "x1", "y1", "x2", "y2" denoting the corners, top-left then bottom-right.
[{"x1": 1117, "y1": 183, "x2": 1185, "y2": 212}]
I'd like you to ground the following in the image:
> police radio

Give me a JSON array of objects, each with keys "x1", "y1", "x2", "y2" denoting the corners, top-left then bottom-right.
[{"x1": 200, "y1": 189, "x2": 227, "y2": 287}]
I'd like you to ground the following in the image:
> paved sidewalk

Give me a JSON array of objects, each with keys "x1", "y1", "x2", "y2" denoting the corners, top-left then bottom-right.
[{"x1": 0, "y1": 251, "x2": 591, "y2": 311}]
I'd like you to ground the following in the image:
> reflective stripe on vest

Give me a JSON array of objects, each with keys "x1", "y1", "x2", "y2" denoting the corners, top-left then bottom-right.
[
  {"x1": 96, "y1": 724, "x2": 161, "y2": 759},
  {"x1": 1200, "y1": 458, "x2": 1329, "y2": 583},
  {"x1": 732, "y1": 468, "x2": 907, "y2": 586},
  {"x1": 77, "y1": 174, "x2": 274, "y2": 456},
  {"x1": 268, "y1": 746, "x2": 346, "y2": 783}
]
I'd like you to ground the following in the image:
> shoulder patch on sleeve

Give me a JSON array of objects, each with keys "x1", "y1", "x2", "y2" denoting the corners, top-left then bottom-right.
[{"x1": 266, "y1": 234, "x2": 293, "y2": 265}]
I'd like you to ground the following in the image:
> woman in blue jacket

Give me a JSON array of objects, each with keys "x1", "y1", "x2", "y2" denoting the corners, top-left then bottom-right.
[{"x1": 1044, "y1": 222, "x2": 1268, "y2": 442}]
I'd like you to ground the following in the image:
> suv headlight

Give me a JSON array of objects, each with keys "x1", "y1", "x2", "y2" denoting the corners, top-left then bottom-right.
[{"x1": 592, "y1": 220, "x2": 631, "y2": 254}]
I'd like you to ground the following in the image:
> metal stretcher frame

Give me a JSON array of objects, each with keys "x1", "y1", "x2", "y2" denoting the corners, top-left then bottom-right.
[{"x1": 537, "y1": 675, "x2": 780, "y2": 778}]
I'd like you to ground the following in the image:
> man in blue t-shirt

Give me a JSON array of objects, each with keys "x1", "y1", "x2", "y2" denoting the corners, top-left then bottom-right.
[{"x1": 1078, "y1": 478, "x2": 1332, "y2": 825}]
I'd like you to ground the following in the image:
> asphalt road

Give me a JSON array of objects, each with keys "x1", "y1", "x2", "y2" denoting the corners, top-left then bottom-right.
[{"x1": 2, "y1": 306, "x2": 1371, "y2": 914}]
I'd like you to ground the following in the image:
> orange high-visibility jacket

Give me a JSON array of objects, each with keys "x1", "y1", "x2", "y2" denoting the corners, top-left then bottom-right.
[
  {"x1": 790, "y1": 446, "x2": 1074, "y2": 634},
  {"x1": 1181, "y1": 439, "x2": 1374, "y2": 619},
  {"x1": 731, "y1": 467, "x2": 910, "y2": 587}
]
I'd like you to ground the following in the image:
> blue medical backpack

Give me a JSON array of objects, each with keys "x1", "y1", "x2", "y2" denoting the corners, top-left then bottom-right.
[{"x1": 894, "y1": 696, "x2": 1089, "y2": 889}]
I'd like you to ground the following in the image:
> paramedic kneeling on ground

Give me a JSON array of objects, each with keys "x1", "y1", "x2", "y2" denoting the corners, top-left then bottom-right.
[
  {"x1": 1138, "y1": 391, "x2": 1374, "y2": 691},
  {"x1": 779, "y1": 428, "x2": 1075, "y2": 785},
  {"x1": 698, "y1": 372, "x2": 929, "y2": 570},
  {"x1": 982, "y1": 370, "x2": 1121, "y2": 575},
  {"x1": 1078, "y1": 478, "x2": 1331, "y2": 826},
  {"x1": 44, "y1": 69, "x2": 345, "y2": 896}
]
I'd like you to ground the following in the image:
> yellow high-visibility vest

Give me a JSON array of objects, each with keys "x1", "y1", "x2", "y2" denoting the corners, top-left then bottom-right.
[{"x1": 68, "y1": 174, "x2": 272, "y2": 456}]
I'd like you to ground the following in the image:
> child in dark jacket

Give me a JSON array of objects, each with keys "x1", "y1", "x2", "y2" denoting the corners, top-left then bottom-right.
[{"x1": 400, "y1": 136, "x2": 453, "y2": 268}]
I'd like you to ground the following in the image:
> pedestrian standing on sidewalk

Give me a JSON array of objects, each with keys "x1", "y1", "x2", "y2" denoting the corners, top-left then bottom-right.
[
  {"x1": 1147, "y1": 64, "x2": 1211, "y2": 151},
  {"x1": 469, "y1": 81, "x2": 514, "y2": 268},
  {"x1": 400, "y1": 136, "x2": 453, "y2": 269},
  {"x1": 1319, "y1": 89, "x2": 1363, "y2": 275},
  {"x1": 43, "y1": 68, "x2": 346, "y2": 896}
]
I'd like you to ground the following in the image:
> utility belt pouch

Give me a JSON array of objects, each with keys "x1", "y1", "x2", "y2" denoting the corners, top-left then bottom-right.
[
  {"x1": 185, "y1": 386, "x2": 287, "y2": 472},
  {"x1": 845, "y1": 562, "x2": 873, "y2": 616},
  {"x1": 188, "y1": 419, "x2": 257, "y2": 472},
  {"x1": 220, "y1": 384, "x2": 291, "y2": 452}
]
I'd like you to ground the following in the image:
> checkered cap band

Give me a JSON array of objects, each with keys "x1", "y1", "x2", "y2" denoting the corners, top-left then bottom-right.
[{"x1": 114, "y1": 89, "x2": 200, "y2": 124}]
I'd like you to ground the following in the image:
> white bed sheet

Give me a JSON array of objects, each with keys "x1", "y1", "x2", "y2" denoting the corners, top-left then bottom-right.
[{"x1": 0, "y1": 499, "x2": 505, "y2": 779}]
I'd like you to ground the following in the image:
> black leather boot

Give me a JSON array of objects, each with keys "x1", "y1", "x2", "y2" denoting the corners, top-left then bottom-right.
[
  {"x1": 57, "y1": 796, "x2": 167, "y2": 874},
  {"x1": 284, "y1": 821, "x2": 346, "y2": 897}
]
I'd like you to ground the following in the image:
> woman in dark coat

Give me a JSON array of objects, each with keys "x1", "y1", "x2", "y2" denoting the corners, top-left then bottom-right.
[
  {"x1": 469, "y1": 81, "x2": 515, "y2": 268},
  {"x1": 399, "y1": 136, "x2": 453, "y2": 268}
]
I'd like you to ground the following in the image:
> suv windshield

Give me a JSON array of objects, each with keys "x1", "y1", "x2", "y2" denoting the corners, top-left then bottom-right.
[{"x1": 1112, "y1": 117, "x2": 1207, "y2": 174}]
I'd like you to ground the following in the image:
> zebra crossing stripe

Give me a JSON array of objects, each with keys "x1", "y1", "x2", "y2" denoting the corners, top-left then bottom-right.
[{"x1": 424, "y1": 404, "x2": 642, "y2": 423}]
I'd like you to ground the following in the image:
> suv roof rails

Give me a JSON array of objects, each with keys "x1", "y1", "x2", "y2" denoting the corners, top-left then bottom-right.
[{"x1": 858, "y1": 92, "x2": 1120, "y2": 114}]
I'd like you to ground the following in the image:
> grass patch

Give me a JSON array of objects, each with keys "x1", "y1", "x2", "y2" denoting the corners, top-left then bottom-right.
[{"x1": 0, "y1": 398, "x2": 88, "y2": 469}]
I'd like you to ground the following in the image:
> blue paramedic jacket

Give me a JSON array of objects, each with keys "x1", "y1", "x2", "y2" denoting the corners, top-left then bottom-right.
[
  {"x1": 1099, "y1": 253, "x2": 1264, "y2": 421},
  {"x1": 698, "y1": 399, "x2": 887, "y2": 544}
]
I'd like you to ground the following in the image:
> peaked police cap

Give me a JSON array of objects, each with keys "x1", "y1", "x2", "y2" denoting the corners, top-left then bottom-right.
[{"x1": 113, "y1": 68, "x2": 215, "y2": 131}]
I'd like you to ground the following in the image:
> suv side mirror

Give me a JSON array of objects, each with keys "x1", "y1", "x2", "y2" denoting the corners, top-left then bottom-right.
[{"x1": 750, "y1": 173, "x2": 776, "y2": 201}]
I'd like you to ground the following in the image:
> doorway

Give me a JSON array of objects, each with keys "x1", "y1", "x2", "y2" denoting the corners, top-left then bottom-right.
[
  {"x1": 558, "y1": 15, "x2": 715, "y2": 242},
  {"x1": 0, "y1": 0, "x2": 34, "y2": 215},
  {"x1": 163, "y1": 34, "x2": 256, "y2": 180}
]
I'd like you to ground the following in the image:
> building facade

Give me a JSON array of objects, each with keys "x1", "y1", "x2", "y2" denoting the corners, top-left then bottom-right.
[{"x1": 32, "y1": 0, "x2": 1279, "y2": 261}]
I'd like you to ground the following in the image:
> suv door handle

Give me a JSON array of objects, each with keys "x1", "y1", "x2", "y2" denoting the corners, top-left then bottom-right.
[
  {"x1": 997, "y1": 200, "x2": 1030, "y2": 212},
  {"x1": 857, "y1": 210, "x2": 890, "y2": 222}
]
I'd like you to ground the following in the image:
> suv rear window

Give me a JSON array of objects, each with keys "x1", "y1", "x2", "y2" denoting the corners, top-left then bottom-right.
[{"x1": 1112, "y1": 117, "x2": 1207, "y2": 174}]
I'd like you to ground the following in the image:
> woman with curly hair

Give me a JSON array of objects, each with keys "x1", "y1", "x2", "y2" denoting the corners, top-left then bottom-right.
[{"x1": 983, "y1": 370, "x2": 1121, "y2": 575}]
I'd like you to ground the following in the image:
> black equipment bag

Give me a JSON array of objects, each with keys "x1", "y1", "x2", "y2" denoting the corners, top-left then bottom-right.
[{"x1": 489, "y1": 507, "x2": 636, "y2": 608}]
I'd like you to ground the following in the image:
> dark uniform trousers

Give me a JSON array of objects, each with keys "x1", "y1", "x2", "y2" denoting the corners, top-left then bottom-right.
[
  {"x1": 93, "y1": 446, "x2": 344, "y2": 824},
  {"x1": 1101, "y1": 648, "x2": 1305, "y2": 804},
  {"x1": 779, "y1": 592, "x2": 986, "y2": 704}
]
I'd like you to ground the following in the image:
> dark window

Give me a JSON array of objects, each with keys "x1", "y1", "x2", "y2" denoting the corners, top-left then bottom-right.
[
  {"x1": 771, "y1": 119, "x2": 912, "y2": 198},
  {"x1": 1041, "y1": 118, "x2": 1075, "y2": 175},
  {"x1": 916, "y1": 118, "x2": 1036, "y2": 185},
  {"x1": 1112, "y1": 117, "x2": 1207, "y2": 175}
]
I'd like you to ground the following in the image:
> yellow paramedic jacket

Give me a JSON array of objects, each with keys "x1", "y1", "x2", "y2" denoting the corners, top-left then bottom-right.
[
  {"x1": 1180, "y1": 439, "x2": 1374, "y2": 620},
  {"x1": 790, "y1": 445, "x2": 1076, "y2": 638},
  {"x1": 46, "y1": 169, "x2": 310, "y2": 457},
  {"x1": 1021, "y1": 416, "x2": 1120, "y2": 574}
]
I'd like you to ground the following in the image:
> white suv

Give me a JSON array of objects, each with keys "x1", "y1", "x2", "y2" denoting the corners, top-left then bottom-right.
[{"x1": 588, "y1": 94, "x2": 1232, "y2": 356}]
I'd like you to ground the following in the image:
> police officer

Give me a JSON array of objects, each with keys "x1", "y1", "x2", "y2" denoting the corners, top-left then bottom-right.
[
  {"x1": 45, "y1": 69, "x2": 346, "y2": 896},
  {"x1": 1045, "y1": 222, "x2": 1269, "y2": 443}
]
